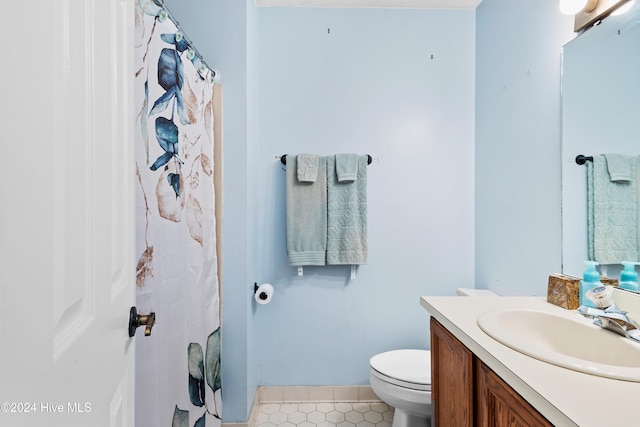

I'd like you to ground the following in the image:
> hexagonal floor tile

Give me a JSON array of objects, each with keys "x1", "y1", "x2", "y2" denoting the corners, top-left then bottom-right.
[
  {"x1": 326, "y1": 411, "x2": 346, "y2": 423},
  {"x1": 298, "y1": 403, "x2": 316, "y2": 414},
  {"x1": 369, "y1": 403, "x2": 389, "y2": 414},
  {"x1": 334, "y1": 403, "x2": 353, "y2": 413},
  {"x1": 280, "y1": 404, "x2": 299, "y2": 414},
  {"x1": 345, "y1": 411, "x2": 365, "y2": 424},
  {"x1": 287, "y1": 411, "x2": 306, "y2": 424},
  {"x1": 253, "y1": 400, "x2": 395, "y2": 427},
  {"x1": 352, "y1": 403, "x2": 371, "y2": 414},
  {"x1": 307, "y1": 411, "x2": 326, "y2": 424},
  {"x1": 316, "y1": 403, "x2": 335, "y2": 413},
  {"x1": 269, "y1": 412, "x2": 288, "y2": 424},
  {"x1": 261, "y1": 404, "x2": 281, "y2": 415},
  {"x1": 364, "y1": 411, "x2": 383, "y2": 424}
]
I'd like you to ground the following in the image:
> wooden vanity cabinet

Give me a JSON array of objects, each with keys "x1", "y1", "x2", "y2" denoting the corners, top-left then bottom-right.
[
  {"x1": 430, "y1": 316, "x2": 474, "y2": 426},
  {"x1": 430, "y1": 317, "x2": 553, "y2": 427}
]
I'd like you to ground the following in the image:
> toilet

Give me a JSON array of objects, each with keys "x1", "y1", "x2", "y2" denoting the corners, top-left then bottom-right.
[
  {"x1": 369, "y1": 288, "x2": 497, "y2": 427},
  {"x1": 369, "y1": 349, "x2": 432, "y2": 427}
]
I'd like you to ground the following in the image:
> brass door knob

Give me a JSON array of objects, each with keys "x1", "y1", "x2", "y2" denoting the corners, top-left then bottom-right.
[{"x1": 128, "y1": 306, "x2": 156, "y2": 337}]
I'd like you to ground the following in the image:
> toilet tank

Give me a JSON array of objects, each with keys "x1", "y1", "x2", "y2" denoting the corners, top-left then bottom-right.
[{"x1": 456, "y1": 288, "x2": 498, "y2": 296}]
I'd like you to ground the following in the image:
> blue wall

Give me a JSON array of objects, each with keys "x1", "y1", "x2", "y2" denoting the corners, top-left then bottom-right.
[
  {"x1": 475, "y1": 0, "x2": 574, "y2": 296},
  {"x1": 161, "y1": 0, "x2": 574, "y2": 422},
  {"x1": 254, "y1": 7, "x2": 475, "y2": 386}
]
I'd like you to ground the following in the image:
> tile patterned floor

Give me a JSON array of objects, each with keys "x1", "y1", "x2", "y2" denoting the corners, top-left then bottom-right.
[{"x1": 253, "y1": 402, "x2": 394, "y2": 427}]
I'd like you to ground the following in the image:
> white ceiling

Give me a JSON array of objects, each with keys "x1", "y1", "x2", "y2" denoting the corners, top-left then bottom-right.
[{"x1": 255, "y1": 0, "x2": 483, "y2": 8}]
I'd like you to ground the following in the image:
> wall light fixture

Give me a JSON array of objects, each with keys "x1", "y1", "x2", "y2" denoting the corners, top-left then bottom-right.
[{"x1": 561, "y1": 0, "x2": 633, "y2": 31}]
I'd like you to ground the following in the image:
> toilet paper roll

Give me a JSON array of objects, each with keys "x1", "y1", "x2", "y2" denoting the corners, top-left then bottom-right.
[{"x1": 255, "y1": 283, "x2": 274, "y2": 305}]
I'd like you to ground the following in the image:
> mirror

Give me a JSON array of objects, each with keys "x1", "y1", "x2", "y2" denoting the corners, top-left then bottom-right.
[{"x1": 561, "y1": 1, "x2": 640, "y2": 280}]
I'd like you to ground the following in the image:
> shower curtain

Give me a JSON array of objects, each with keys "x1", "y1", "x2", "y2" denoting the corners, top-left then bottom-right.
[{"x1": 134, "y1": 2, "x2": 221, "y2": 427}]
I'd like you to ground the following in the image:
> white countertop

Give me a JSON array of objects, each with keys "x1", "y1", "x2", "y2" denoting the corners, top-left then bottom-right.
[{"x1": 420, "y1": 296, "x2": 640, "y2": 427}]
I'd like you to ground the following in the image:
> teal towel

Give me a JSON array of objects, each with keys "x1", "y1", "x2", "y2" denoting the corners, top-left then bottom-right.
[
  {"x1": 604, "y1": 153, "x2": 633, "y2": 182},
  {"x1": 336, "y1": 153, "x2": 359, "y2": 183},
  {"x1": 286, "y1": 155, "x2": 327, "y2": 266},
  {"x1": 587, "y1": 155, "x2": 639, "y2": 263},
  {"x1": 297, "y1": 153, "x2": 319, "y2": 183},
  {"x1": 326, "y1": 155, "x2": 368, "y2": 265}
]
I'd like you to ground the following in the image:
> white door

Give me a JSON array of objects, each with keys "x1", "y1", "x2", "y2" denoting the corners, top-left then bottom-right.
[{"x1": 0, "y1": 1, "x2": 136, "y2": 426}]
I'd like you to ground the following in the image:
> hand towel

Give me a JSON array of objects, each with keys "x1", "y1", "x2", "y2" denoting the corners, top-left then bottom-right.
[
  {"x1": 335, "y1": 153, "x2": 359, "y2": 183},
  {"x1": 604, "y1": 153, "x2": 633, "y2": 182},
  {"x1": 286, "y1": 155, "x2": 327, "y2": 266},
  {"x1": 326, "y1": 155, "x2": 368, "y2": 265},
  {"x1": 587, "y1": 155, "x2": 639, "y2": 263},
  {"x1": 297, "y1": 153, "x2": 319, "y2": 183}
]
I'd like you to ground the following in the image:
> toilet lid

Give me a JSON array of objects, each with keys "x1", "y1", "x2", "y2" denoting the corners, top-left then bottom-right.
[{"x1": 370, "y1": 349, "x2": 431, "y2": 388}]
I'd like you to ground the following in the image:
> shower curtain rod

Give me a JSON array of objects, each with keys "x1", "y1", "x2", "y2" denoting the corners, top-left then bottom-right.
[
  {"x1": 575, "y1": 154, "x2": 593, "y2": 165},
  {"x1": 278, "y1": 154, "x2": 374, "y2": 166},
  {"x1": 152, "y1": 0, "x2": 218, "y2": 80}
]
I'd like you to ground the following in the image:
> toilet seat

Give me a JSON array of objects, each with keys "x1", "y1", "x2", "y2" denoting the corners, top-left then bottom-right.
[{"x1": 370, "y1": 349, "x2": 431, "y2": 392}]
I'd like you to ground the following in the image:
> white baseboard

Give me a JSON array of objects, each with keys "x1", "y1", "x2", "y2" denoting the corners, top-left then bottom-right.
[
  {"x1": 258, "y1": 385, "x2": 380, "y2": 403},
  {"x1": 222, "y1": 385, "x2": 381, "y2": 427}
]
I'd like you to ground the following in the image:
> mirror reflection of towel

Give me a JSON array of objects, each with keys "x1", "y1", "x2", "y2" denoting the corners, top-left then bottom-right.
[
  {"x1": 587, "y1": 155, "x2": 639, "y2": 263},
  {"x1": 604, "y1": 153, "x2": 633, "y2": 182}
]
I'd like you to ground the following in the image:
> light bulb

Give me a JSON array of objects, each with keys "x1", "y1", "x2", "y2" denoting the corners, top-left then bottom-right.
[{"x1": 559, "y1": 0, "x2": 589, "y2": 14}]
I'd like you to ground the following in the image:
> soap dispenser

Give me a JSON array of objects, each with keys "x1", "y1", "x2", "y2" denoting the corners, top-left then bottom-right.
[
  {"x1": 619, "y1": 261, "x2": 639, "y2": 292},
  {"x1": 580, "y1": 261, "x2": 602, "y2": 308}
]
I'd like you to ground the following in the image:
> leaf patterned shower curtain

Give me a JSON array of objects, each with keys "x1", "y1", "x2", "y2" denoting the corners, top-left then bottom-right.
[{"x1": 134, "y1": 2, "x2": 221, "y2": 427}]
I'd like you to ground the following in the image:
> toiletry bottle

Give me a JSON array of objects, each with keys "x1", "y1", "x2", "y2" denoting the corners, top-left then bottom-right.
[
  {"x1": 619, "y1": 261, "x2": 639, "y2": 292},
  {"x1": 580, "y1": 261, "x2": 602, "y2": 308}
]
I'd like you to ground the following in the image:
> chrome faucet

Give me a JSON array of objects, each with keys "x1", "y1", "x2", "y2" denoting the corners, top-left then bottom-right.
[{"x1": 578, "y1": 304, "x2": 640, "y2": 342}]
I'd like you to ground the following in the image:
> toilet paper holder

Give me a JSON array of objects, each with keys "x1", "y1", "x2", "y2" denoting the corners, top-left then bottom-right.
[{"x1": 254, "y1": 282, "x2": 270, "y2": 302}]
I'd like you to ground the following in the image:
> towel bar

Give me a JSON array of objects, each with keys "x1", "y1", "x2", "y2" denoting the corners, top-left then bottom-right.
[{"x1": 279, "y1": 154, "x2": 373, "y2": 165}]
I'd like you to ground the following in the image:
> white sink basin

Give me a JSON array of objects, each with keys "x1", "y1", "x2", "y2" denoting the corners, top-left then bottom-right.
[{"x1": 477, "y1": 307, "x2": 640, "y2": 382}]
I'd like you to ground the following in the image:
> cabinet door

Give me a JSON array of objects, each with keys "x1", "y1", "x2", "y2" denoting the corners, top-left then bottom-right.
[
  {"x1": 475, "y1": 359, "x2": 553, "y2": 427},
  {"x1": 430, "y1": 317, "x2": 474, "y2": 427}
]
